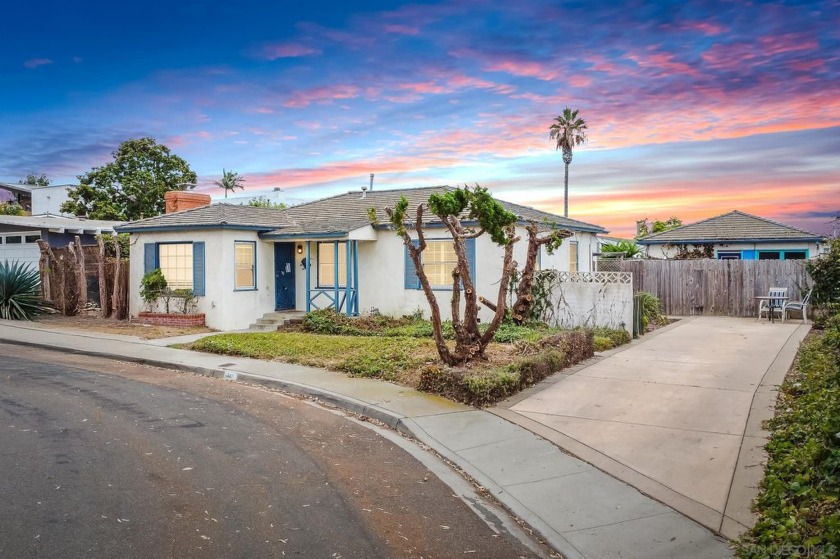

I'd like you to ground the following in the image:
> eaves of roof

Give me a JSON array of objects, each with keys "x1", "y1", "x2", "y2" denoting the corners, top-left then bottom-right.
[
  {"x1": 260, "y1": 230, "x2": 349, "y2": 240},
  {"x1": 116, "y1": 223, "x2": 277, "y2": 233},
  {"x1": 637, "y1": 236, "x2": 824, "y2": 245}
]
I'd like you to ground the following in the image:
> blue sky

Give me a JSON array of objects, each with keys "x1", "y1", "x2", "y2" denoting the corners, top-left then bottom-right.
[{"x1": 2, "y1": 0, "x2": 838, "y2": 236}]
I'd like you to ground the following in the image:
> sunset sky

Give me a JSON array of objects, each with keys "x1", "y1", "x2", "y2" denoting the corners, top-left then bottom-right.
[{"x1": 2, "y1": 0, "x2": 838, "y2": 236}]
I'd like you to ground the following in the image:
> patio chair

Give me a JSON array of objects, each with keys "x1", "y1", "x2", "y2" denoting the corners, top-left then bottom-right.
[
  {"x1": 783, "y1": 289, "x2": 812, "y2": 324},
  {"x1": 758, "y1": 287, "x2": 787, "y2": 321}
]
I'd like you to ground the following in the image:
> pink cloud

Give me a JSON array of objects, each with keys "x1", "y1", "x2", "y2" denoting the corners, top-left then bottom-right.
[
  {"x1": 624, "y1": 51, "x2": 700, "y2": 77},
  {"x1": 674, "y1": 21, "x2": 728, "y2": 36},
  {"x1": 24, "y1": 58, "x2": 53, "y2": 69},
  {"x1": 283, "y1": 85, "x2": 360, "y2": 108},
  {"x1": 383, "y1": 24, "x2": 419, "y2": 35},
  {"x1": 254, "y1": 107, "x2": 275, "y2": 114},
  {"x1": 257, "y1": 42, "x2": 321, "y2": 60},
  {"x1": 484, "y1": 59, "x2": 560, "y2": 81}
]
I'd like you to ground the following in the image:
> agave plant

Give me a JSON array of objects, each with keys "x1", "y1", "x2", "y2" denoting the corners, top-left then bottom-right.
[{"x1": 0, "y1": 260, "x2": 52, "y2": 320}]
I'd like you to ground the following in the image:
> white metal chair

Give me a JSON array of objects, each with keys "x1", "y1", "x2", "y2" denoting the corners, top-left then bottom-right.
[
  {"x1": 783, "y1": 289, "x2": 812, "y2": 323},
  {"x1": 758, "y1": 287, "x2": 787, "y2": 321}
]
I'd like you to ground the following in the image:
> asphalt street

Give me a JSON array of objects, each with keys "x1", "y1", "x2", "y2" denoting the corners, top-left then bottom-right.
[{"x1": 0, "y1": 343, "x2": 547, "y2": 558}]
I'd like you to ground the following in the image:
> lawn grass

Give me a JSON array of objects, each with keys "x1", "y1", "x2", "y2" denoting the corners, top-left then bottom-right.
[
  {"x1": 187, "y1": 332, "x2": 440, "y2": 381},
  {"x1": 184, "y1": 326, "x2": 603, "y2": 406}
]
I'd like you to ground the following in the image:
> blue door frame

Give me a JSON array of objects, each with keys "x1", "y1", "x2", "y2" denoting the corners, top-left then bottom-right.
[{"x1": 274, "y1": 243, "x2": 296, "y2": 310}]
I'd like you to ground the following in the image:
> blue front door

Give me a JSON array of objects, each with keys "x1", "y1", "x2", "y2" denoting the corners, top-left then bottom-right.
[{"x1": 274, "y1": 243, "x2": 296, "y2": 310}]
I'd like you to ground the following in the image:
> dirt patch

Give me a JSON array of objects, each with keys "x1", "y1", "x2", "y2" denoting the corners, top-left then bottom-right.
[{"x1": 36, "y1": 313, "x2": 216, "y2": 339}]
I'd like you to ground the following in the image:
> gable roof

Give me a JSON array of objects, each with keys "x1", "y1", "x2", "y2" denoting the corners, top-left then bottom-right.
[
  {"x1": 637, "y1": 210, "x2": 825, "y2": 245},
  {"x1": 116, "y1": 186, "x2": 608, "y2": 236},
  {"x1": 263, "y1": 185, "x2": 607, "y2": 237},
  {"x1": 116, "y1": 203, "x2": 291, "y2": 233}
]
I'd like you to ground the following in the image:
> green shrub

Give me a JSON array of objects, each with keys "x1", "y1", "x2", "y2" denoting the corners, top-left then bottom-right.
[
  {"x1": 0, "y1": 260, "x2": 51, "y2": 320},
  {"x1": 593, "y1": 336, "x2": 614, "y2": 351},
  {"x1": 638, "y1": 291, "x2": 666, "y2": 330},
  {"x1": 302, "y1": 308, "x2": 351, "y2": 334},
  {"x1": 140, "y1": 268, "x2": 168, "y2": 310},
  {"x1": 418, "y1": 332, "x2": 594, "y2": 407},
  {"x1": 737, "y1": 317, "x2": 840, "y2": 558},
  {"x1": 0, "y1": 202, "x2": 25, "y2": 216},
  {"x1": 591, "y1": 327, "x2": 632, "y2": 348}
]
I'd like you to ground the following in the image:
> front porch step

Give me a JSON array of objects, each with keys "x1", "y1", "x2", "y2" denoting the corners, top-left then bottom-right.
[{"x1": 247, "y1": 310, "x2": 306, "y2": 332}]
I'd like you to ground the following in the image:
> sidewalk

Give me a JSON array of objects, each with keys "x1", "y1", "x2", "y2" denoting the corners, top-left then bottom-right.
[{"x1": 0, "y1": 319, "x2": 732, "y2": 559}]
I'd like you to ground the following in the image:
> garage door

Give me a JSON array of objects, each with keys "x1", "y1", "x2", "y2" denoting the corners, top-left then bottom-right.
[{"x1": 0, "y1": 232, "x2": 41, "y2": 270}]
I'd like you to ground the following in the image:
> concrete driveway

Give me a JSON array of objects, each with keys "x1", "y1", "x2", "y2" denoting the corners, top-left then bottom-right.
[{"x1": 493, "y1": 316, "x2": 810, "y2": 539}]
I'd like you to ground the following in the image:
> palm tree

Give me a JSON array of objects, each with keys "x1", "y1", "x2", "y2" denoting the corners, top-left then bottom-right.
[
  {"x1": 214, "y1": 169, "x2": 245, "y2": 199},
  {"x1": 549, "y1": 107, "x2": 588, "y2": 217}
]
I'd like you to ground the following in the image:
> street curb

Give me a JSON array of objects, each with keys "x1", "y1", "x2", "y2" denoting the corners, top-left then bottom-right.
[
  {"x1": 0, "y1": 335, "x2": 408, "y2": 431},
  {"x1": 1, "y1": 333, "x2": 575, "y2": 557}
]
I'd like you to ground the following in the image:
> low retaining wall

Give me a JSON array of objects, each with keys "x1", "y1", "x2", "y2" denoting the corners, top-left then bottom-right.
[
  {"x1": 138, "y1": 312, "x2": 206, "y2": 327},
  {"x1": 541, "y1": 271, "x2": 634, "y2": 334}
]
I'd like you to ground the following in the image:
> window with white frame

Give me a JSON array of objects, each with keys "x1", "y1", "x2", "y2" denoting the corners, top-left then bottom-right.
[
  {"x1": 234, "y1": 241, "x2": 256, "y2": 290},
  {"x1": 424, "y1": 240, "x2": 458, "y2": 287},
  {"x1": 159, "y1": 243, "x2": 194, "y2": 289},
  {"x1": 569, "y1": 241, "x2": 579, "y2": 272},
  {"x1": 318, "y1": 242, "x2": 347, "y2": 287}
]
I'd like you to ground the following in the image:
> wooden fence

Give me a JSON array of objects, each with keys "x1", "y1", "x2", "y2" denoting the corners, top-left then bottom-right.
[
  {"x1": 37, "y1": 238, "x2": 129, "y2": 318},
  {"x1": 617, "y1": 259, "x2": 811, "y2": 317}
]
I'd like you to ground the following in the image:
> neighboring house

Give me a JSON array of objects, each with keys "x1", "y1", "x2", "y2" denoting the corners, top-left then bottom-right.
[
  {"x1": 0, "y1": 182, "x2": 73, "y2": 215},
  {"x1": 118, "y1": 186, "x2": 608, "y2": 330},
  {"x1": 637, "y1": 210, "x2": 826, "y2": 260},
  {"x1": 0, "y1": 214, "x2": 122, "y2": 268}
]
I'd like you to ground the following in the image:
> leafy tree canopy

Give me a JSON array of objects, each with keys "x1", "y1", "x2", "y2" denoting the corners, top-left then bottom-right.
[
  {"x1": 215, "y1": 169, "x2": 245, "y2": 199},
  {"x1": 806, "y1": 237, "x2": 840, "y2": 308},
  {"x1": 19, "y1": 173, "x2": 50, "y2": 186},
  {"x1": 636, "y1": 217, "x2": 682, "y2": 238},
  {"x1": 0, "y1": 202, "x2": 25, "y2": 216},
  {"x1": 61, "y1": 137, "x2": 196, "y2": 221},
  {"x1": 246, "y1": 196, "x2": 286, "y2": 209},
  {"x1": 601, "y1": 240, "x2": 642, "y2": 257}
]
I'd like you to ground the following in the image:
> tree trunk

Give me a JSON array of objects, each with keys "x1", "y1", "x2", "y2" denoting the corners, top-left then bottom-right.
[
  {"x1": 563, "y1": 161, "x2": 569, "y2": 218},
  {"x1": 511, "y1": 224, "x2": 573, "y2": 325},
  {"x1": 98, "y1": 236, "x2": 110, "y2": 318},
  {"x1": 74, "y1": 236, "x2": 88, "y2": 310},
  {"x1": 37, "y1": 240, "x2": 62, "y2": 312},
  {"x1": 112, "y1": 237, "x2": 121, "y2": 318},
  {"x1": 37, "y1": 242, "x2": 51, "y2": 301}
]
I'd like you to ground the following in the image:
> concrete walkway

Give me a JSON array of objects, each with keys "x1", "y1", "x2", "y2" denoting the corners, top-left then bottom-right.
[
  {"x1": 0, "y1": 319, "x2": 744, "y2": 558},
  {"x1": 493, "y1": 316, "x2": 810, "y2": 540}
]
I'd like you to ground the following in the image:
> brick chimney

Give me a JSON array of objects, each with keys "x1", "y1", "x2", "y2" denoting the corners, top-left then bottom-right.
[{"x1": 165, "y1": 191, "x2": 212, "y2": 214}]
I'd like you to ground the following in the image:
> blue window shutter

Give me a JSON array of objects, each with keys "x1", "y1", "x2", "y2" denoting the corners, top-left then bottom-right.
[
  {"x1": 404, "y1": 240, "x2": 421, "y2": 289},
  {"x1": 741, "y1": 250, "x2": 757, "y2": 260},
  {"x1": 193, "y1": 241, "x2": 205, "y2": 296},
  {"x1": 144, "y1": 243, "x2": 156, "y2": 274},
  {"x1": 465, "y1": 237, "x2": 476, "y2": 284}
]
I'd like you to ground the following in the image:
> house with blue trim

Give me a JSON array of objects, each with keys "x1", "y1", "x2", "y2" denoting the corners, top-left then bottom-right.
[
  {"x1": 118, "y1": 187, "x2": 607, "y2": 330},
  {"x1": 637, "y1": 210, "x2": 826, "y2": 260}
]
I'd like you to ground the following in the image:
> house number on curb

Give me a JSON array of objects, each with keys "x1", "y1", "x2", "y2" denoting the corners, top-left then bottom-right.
[{"x1": 223, "y1": 371, "x2": 238, "y2": 381}]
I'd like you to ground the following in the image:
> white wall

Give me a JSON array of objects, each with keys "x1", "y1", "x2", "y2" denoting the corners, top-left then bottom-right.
[
  {"x1": 347, "y1": 226, "x2": 599, "y2": 321},
  {"x1": 542, "y1": 273, "x2": 634, "y2": 334},
  {"x1": 645, "y1": 241, "x2": 820, "y2": 259},
  {"x1": 30, "y1": 185, "x2": 71, "y2": 215},
  {"x1": 128, "y1": 230, "x2": 276, "y2": 330}
]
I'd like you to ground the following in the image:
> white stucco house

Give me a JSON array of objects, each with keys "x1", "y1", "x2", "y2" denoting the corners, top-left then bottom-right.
[
  {"x1": 117, "y1": 186, "x2": 608, "y2": 330},
  {"x1": 637, "y1": 210, "x2": 826, "y2": 260}
]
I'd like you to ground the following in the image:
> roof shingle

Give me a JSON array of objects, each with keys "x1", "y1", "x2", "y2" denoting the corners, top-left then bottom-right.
[
  {"x1": 637, "y1": 210, "x2": 824, "y2": 244},
  {"x1": 265, "y1": 186, "x2": 607, "y2": 237},
  {"x1": 116, "y1": 186, "x2": 608, "y2": 236},
  {"x1": 117, "y1": 204, "x2": 290, "y2": 232}
]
